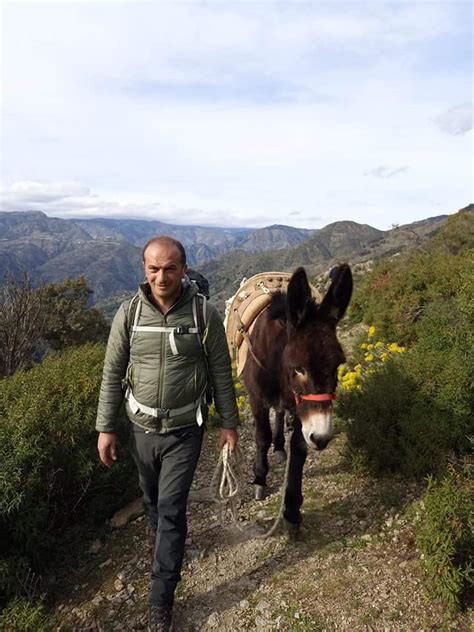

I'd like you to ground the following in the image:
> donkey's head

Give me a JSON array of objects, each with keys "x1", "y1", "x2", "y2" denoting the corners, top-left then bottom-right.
[{"x1": 282, "y1": 264, "x2": 352, "y2": 450}]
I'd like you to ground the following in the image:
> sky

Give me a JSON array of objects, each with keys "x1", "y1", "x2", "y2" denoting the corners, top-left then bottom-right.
[{"x1": 1, "y1": 0, "x2": 472, "y2": 230}]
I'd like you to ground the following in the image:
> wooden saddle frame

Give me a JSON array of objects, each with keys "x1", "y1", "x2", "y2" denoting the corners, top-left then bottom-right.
[{"x1": 224, "y1": 272, "x2": 322, "y2": 376}]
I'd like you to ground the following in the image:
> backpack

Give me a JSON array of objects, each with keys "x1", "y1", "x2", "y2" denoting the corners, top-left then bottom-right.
[
  {"x1": 186, "y1": 268, "x2": 210, "y2": 299},
  {"x1": 124, "y1": 282, "x2": 213, "y2": 419}
]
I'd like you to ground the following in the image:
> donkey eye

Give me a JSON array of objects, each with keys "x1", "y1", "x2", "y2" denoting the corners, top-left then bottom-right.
[{"x1": 294, "y1": 367, "x2": 306, "y2": 376}]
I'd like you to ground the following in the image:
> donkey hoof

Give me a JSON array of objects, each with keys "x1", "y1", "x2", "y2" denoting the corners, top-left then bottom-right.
[
  {"x1": 254, "y1": 485, "x2": 266, "y2": 501},
  {"x1": 274, "y1": 450, "x2": 287, "y2": 464},
  {"x1": 284, "y1": 519, "x2": 304, "y2": 540}
]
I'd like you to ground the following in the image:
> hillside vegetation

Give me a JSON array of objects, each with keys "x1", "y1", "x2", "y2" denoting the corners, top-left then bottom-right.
[
  {"x1": 0, "y1": 276, "x2": 108, "y2": 377},
  {"x1": 0, "y1": 345, "x2": 138, "y2": 621},
  {"x1": 337, "y1": 210, "x2": 474, "y2": 607},
  {"x1": 349, "y1": 207, "x2": 474, "y2": 343},
  {"x1": 0, "y1": 206, "x2": 472, "y2": 628}
]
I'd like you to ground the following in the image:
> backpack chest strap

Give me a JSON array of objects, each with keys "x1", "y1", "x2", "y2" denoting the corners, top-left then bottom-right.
[
  {"x1": 131, "y1": 325, "x2": 200, "y2": 355},
  {"x1": 131, "y1": 325, "x2": 200, "y2": 333}
]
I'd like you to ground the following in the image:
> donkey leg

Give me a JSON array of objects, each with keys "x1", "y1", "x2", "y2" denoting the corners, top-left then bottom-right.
[
  {"x1": 273, "y1": 409, "x2": 287, "y2": 464},
  {"x1": 283, "y1": 423, "x2": 308, "y2": 526},
  {"x1": 251, "y1": 406, "x2": 272, "y2": 500}
]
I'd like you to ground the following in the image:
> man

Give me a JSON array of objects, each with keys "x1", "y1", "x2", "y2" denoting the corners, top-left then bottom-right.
[{"x1": 96, "y1": 236, "x2": 239, "y2": 632}]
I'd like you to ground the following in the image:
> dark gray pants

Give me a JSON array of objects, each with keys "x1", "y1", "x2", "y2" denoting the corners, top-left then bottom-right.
[{"x1": 130, "y1": 423, "x2": 204, "y2": 606}]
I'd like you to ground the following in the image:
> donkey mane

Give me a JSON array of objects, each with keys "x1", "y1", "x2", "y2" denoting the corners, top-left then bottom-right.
[{"x1": 267, "y1": 292, "x2": 319, "y2": 322}]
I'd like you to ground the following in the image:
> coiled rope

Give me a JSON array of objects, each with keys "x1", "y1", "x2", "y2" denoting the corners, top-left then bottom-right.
[
  {"x1": 209, "y1": 428, "x2": 293, "y2": 540},
  {"x1": 209, "y1": 443, "x2": 243, "y2": 531}
]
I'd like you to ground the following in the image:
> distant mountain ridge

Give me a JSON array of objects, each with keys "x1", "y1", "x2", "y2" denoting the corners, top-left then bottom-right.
[
  {"x1": 199, "y1": 213, "x2": 458, "y2": 307},
  {"x1": 73, "y1": 217, "x2": 251, "y2": 265},
  {"x1": 236, "y1": 224, "x2": 314, "y2": 252},
  {"x1": 73, "y1": 218, "x2": 315, "y2": 263},
  {"x1": 0, "y1": 206, "x2": 471, "y2": 314},
  {"x1": 0, "y1": 210, "x2": 91, "y2": 243},
  {"x1": 0, "y1": 212, "x2": 316, "y2": 310}
]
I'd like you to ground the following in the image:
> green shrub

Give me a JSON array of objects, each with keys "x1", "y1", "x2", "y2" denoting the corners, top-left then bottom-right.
[
  {"x1": 0, "y1": 275, "x2": 109, "y2": 378},
  {"x1": 0, "y1": 597, "x2": 54, "y2": 631},
  {"x1": 0, "y1": 344, "x2": 137, "y2": 599},
  {"x1": 339, "y1": 265, "x2": 473, "y2": 477},
  {"x1": 338, "y1": 359, "x2": 420, "y2": 475},
  {"x1": 406, "y1": 301, "x2": 473, "y2": 418},
  {"x1": 416, "y1": 459, "x2": 474, "y2": 609},
  {"x1": 339, "y1": 353, "x2": 471, "y2": 478},
  {"x1": 349, "y1": 211, "x2": 474, "y2": 344}
]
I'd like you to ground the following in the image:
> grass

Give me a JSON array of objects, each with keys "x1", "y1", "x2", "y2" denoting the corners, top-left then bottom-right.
[
  {"x1": 254, "y1": 542, "x2": 276, "y2": 565},
  {"x1": 360, "y1": 605, "x2": 383, "y2": 625},
  {"x1": 277, "y1": 602, "x2": 330, "y2": 632}
]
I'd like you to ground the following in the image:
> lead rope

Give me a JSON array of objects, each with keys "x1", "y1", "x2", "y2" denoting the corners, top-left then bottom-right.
[
  {"x1": 255, "y1": 426, "x2": 292, "y2": 540},
  {"x1": 209, "y1": 426, "x2": 293, "y2": 540},
  {"x1": 209, "y1": 443, "x2": 243, "y2": 531}
]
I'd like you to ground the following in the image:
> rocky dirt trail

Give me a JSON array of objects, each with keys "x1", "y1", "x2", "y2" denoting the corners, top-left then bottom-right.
[{"x1": 53, "y1": 421, "x2": 472, "y2": 631}]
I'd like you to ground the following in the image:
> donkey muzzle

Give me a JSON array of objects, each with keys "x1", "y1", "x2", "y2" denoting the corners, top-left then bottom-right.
[{"x1": 300, "y1": 410, "x2": 334, "y2": 450}]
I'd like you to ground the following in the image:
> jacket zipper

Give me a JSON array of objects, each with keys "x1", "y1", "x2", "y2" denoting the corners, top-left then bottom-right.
[
  {"x1": 158, "y1": 315, "x2": 167, "y2": 407},
  {"x1": 148, "y1": 287, "x2": 196, "y2": 411}
]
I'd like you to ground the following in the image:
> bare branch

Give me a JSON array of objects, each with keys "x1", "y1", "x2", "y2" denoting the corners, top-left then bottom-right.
[{"x1": 0, "y1": 273, "x2": 49, "y2": 377}]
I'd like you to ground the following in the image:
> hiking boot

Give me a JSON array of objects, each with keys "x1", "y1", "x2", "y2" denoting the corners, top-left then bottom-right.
[{"x1": 148, "y1": 603, "x2": 173, "y2": 632}]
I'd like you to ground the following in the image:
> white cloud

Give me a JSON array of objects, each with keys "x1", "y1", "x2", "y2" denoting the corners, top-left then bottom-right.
[
  {"x1": 5, "y1": 181, "x2": 90, "y2": 202},
  {"x1": 1, "y1": 2, "x2": 472, "y2": 230},
  {"x1": 0, "y1": 180, "x2": 259, "y2": 227},
  {"x1": 364, "y1": 166, "x2": 410, "y2": 179},
  {"x1": 433, "y1": 103, "x2": 473, "y2": 136}
]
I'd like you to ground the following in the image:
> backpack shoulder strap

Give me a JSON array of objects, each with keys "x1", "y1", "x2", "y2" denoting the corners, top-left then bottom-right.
[
  {"x1": 127, "y1": 293, "x2": 141, "y2": 346},
  {"x1": 193, "y1": 293, "x2": 209, "y2": 349},
  {"x1": 194, "y1": 292, "x2": 213, "y2": 405}
]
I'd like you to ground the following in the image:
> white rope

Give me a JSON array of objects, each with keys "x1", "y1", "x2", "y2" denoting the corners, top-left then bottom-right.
[
  {"x1": 209, "y1": 443, "x2": 243, "y2": 531},
  {"x1": 209, "y1": 428, "x2": 293, "y2": 539},
  {"x1": 254, "y1": 430, "x2": 292, "y2": 540}
]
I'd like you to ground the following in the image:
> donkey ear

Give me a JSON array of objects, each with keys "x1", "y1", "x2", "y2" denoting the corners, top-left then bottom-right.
[
  {"x1": 319, "y1": 264, "x2": 353, "y2": 323},
  {"x1": 287, "y1": 267, "x2": 312, "y2": 328}
]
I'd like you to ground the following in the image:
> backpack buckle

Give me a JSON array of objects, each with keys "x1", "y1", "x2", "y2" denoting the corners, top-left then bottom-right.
[{"x1": 175, "y1": 325, "x2": 190, "y2": 335}]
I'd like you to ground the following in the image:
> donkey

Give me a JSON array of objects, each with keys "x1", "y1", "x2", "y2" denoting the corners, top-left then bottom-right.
[{"x1": 242, "y1": 264, "x2": 352, "y2": 526}]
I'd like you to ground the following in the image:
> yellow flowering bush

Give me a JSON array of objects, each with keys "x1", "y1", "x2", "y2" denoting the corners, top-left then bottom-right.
[
  {"x1": 338, "y1": 326, "x2": 406, "y2": 392},
  {"x1": 208, "y1": 363, "x2": 248, "y2": 422},
  {"x1": 232, "y1": 367, "x2": 249, "y2": 417}
]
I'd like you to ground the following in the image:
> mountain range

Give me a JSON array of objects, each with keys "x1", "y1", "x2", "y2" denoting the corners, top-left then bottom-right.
[{"x1": 0, "y1": 206, "x2": 471, "y2": 314}]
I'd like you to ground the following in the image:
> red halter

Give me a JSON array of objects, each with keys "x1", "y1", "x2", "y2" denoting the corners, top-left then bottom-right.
[{"x1": 294, "y1": 392, "x2": 337, "y2": 406}]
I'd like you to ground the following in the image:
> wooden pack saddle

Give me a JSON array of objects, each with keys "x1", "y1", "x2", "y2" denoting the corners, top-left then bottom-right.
[{"x1": 224, "y1": 272, "x2": 321, "y2": 376}]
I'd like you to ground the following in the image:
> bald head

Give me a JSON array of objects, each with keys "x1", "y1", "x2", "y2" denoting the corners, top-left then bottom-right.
[
  {"x1": 142, "y1": 236, "x2": 188, "y2": 312},
  {"x1": 142, "y1": 236, "x2": 187, "y2": 265}
]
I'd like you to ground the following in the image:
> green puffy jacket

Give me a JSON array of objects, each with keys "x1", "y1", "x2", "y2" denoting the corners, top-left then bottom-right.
[{"x1": 96, "y1": 281, "x2": 239, "y2": 433}]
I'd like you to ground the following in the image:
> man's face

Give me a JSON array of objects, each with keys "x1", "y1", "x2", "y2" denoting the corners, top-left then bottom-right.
[{"x1": 143, "y1": 242, "x2": 187, "y2": 307}]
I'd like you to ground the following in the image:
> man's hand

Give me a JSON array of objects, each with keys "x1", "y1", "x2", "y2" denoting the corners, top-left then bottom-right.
[
  {"x1": 97, "y1": 432, "x2": 118, "y2": 468},
  {"x1": 218, "y1": 428, "x2": 238, "y2": 452}
]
